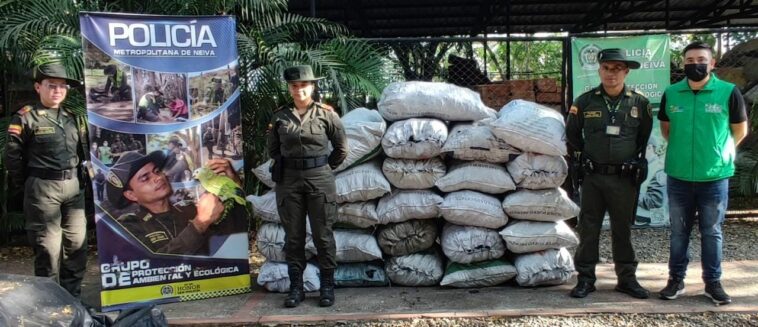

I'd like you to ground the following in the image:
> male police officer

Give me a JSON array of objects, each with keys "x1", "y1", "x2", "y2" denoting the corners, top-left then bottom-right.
[
  {"x1": 567, "y1": 48, "x2": 653, "y2": 299},
  {"x1": 268, "y1": 65, "x2": 348, "y2": 307},
  {"x1": 105, "y1": 150, "x2": 246, "y2": 255},
  {"x1": 5, "y1": 62, "x2": 89, "y2": 297}
]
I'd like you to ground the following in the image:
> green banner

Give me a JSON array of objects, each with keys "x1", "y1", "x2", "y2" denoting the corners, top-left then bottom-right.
[
  {"x1": 571, "y1": 35, "x2": 670, "y2": 104},
  {"x1": 571, "y1": 35, "x2": 672, "y2": 228}
]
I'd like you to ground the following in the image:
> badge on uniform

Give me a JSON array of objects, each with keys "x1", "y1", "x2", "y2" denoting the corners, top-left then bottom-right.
[
  {"x1": 34, "y1": 126, "x2": 56, "y2": 135},
  {"x1": 146, "y1": 231, "x2": 169, "y2": 243},
  {"x1": 606, "y1": 125, "x2": 621, "y2": 136},
  {"x1": 630, "y1": 106, "x2": 639, "y2": 118},
  {"x1": 584, "y1": 111, "x2": 602, "y2": 119}
]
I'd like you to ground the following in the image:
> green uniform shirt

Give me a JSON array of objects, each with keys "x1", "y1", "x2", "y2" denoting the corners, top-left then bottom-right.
[
  {"x1": 267, "y1": 102, "x2": 348, "y2": 169},
  {"x1": 4, "y1": 104, "x2": 84, "y2": 187},
  {"x1": 661, "y1": 74, "x2": 737, "y2": 181},
  {"x1": 117, "y1": 201, "x2": 208, "y2": 255},
  {"x1": 567, "y1": 85, "x2": 653, "y2": 164}
]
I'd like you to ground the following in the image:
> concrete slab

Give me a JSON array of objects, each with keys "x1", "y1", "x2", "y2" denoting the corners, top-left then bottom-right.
[
  {"x1": 164, "y1": 260, "x2": 758, "y2": 325},
  {"x1": 3, "y1": 255, "x2": 758, "y2": 325}
]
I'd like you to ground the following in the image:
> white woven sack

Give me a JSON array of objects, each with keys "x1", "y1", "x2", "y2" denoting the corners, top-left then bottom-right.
[
  {"x1": 440, "y1": 190, "x2": 509, "y2": 229},
  {"x1": 507, "y1": 153, "x2": 568, "y2": 190},
  {"x1": 334, "y1": 229, "x2": 383, "y2": 263},
  {"x1": 337, "y1": 201, "x2": 380, "y2": 228},
  {"x1": 247, "y1": 191, "x2": 279, "y2": 223},
  {"x1": 252, "y1": 159, "x2": 275, "y2": 188},
  {"x1": 377, "y1": 81, "x2": 496, "y2": 121},
  {"x1": 382, "y1": 157, "x2": 447, "y2": 189},
  {"x1": 442, "y1": 121, "x2": 520, "y2": 163},
  {"x1": 257, "y1": 261, "x2": 321, "y2": 293},
  {"x1": 385, "y1": 250, "x2": 445, "y2": 286},
  {"x1": 490, "y1": 99, "x2": 567, "y2": 156},
  {"x1": 335, "y1": 161, "x2": 392, "y2": 203},
  {"x1": 440, "y1": 259, "x2": 518, "y2": 288},
  {"x1": 514, "y1": 248, "x2": 574, "y2": 287},
  {"x1": 376, "y1": 190, "x2": 443, "y2": 224},
  {"x1": 499, "y1": 220, "x2": 579, "y2": 253},
  {"x1": 381, "y1": 118, "x2": 448, "y2": 159},
  {"x1": 335, "y1": 108, "x2": 387, "y2": 172},
  {"x1": 435, "y1": 161, "x2": 516, "y2": 194},
  {"x1": 501, "y1": 188, "x2": 579, "y2": 222},
  {"x1": 256, "y1": 223, "x2": 316, "y2": 262},
  {"x1": 441, "y1": 223, "x2": 506, "y2": 264}
]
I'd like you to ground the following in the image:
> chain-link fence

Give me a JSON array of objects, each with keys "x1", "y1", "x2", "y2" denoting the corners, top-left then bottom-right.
[
  {"x1": 355, "y1": 31, "x2": 757, "y2": 111},
  {"x1": 361, "y1": 38, "x2": 567, "y2": 111}
]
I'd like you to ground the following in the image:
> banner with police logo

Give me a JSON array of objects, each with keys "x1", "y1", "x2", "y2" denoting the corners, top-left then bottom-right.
[
  {"x1": 571, "y1": 35, "x2": 671, "y2": 228},
  {"x1": 80, "y1": 12, "x2": 250, "y2": 311}
]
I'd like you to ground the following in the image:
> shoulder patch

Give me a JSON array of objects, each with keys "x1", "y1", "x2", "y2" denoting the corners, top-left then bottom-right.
[
  {"x1": 633, "y1": 89, "x2": 645, "y2": 96},
  {"x1": 17, "y1": 105, "x2": 33, "y2": 116},
  {"x1": 569, "y1": 106, "x2": 579, "y2": 115},
  {"x1": 7, "y1": 124, "x2": 23, "y2": 136}
]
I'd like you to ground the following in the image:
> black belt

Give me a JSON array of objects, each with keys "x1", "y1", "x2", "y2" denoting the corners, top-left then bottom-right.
[
  {"x1": 282, "y1": 156, "x2": 329, "y2": 170},
  {"x1": 591, "y1": 163, "x2": 623, "y2": 175},
  {"x1": 28, "y1": 168, "x2": 77, "y2": 180}
]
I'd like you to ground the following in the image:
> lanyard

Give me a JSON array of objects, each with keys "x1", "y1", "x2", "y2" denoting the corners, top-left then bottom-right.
[{"x1": 602, "y1": 96, "x2": 622, "y2": 125}]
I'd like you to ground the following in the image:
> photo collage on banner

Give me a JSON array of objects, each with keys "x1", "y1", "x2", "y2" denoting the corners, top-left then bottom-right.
[
  {"x1": 80, "y1": 12, "x2": 250, "y2": 311},
  {"x1": 571, "y1": 35, "x2": 671, "y2": 228}
]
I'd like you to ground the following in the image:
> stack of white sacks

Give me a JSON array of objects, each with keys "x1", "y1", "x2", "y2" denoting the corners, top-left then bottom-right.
[
  {"x1": 249, "y1": 81, "x2": 581, "y2": 290},
  {"x1": 378, "y1": 81, "x2": 519, "y2": 287},
  {"x1": 493, "y1": 100, "x2": 580, "y2": 287}
]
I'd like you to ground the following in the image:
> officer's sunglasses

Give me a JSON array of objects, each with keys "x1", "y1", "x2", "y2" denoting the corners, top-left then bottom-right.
[{"x1": 42, "y1": 83, "x2": 71, "y2": 91}]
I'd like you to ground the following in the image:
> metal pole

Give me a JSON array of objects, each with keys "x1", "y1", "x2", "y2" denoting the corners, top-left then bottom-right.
[
  {"x1": 564, "y1": 36, "x2": 572, "y2": 113},
  {"x1": 310, "y1": 0, "x2": 316, "y2": 17}
]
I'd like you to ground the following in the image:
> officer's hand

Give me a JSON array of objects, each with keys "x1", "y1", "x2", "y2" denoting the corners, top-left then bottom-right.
[
  {"x1": 206, "y1": 158, "x2": 241, "y2": 186},
  {"x1": 193, "y1": 192, "x2": 224, "y2": 233}
]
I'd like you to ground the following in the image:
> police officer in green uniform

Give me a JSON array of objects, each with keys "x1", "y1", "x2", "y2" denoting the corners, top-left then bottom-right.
[
  {"x1": 567, "y1": 49, "x2": 653, "y2": 299},
  {"x1": 105, "y1": 151, "x2": 247, "y2": 255},
  {"x1": 267, "y1": 65, "x2": 348, "y2": 308},
  {"x1": 4, "y1": 62, "x2": 89, "y2": 297}
]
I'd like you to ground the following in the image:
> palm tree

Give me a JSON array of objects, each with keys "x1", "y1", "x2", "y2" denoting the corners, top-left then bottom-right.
[{"x1": 0, "y1": 0, "x2": 387, "y2": 237}]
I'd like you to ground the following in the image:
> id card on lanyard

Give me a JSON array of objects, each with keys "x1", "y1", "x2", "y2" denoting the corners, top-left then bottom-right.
[{"x1": 603, "y1": 96, "x2": 622, "y2": 136}]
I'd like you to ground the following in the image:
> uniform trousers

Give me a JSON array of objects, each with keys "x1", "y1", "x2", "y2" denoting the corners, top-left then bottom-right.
[
  {"x1": 24, "y1": 176, "x2": 87, "y2": 297},
  {"x1": 275, "y1": 165, "x2": 337, "y2": 274},
  {"x1": 574, "y1": 173, "x2": 639, "y2": 284}
]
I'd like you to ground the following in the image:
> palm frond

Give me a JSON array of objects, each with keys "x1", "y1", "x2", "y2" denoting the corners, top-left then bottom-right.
[{"x1": 34, "y1": 34, "x2": 84, "y2": 82}]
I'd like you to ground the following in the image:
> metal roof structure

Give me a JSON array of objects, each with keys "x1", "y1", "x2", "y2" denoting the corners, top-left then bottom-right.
[{"x1": 288, "y1": 0, "x2": 758, "y2": 37}]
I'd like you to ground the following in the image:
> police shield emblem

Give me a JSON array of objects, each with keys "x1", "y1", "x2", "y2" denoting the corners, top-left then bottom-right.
[{"x1": 630, "y1": 106, "x2": 639, "y2": 118}]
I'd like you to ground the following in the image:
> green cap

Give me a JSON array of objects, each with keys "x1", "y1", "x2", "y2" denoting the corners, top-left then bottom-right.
[
  {"x1": 33, "y1": 62, "x2": 81, "y2": 87},
  {"x1": 597, "y1": 48, "x2": 640, "y2": 69},
  {"x1": 283, "y1": 65, "x2": 323, "y2": 82}
]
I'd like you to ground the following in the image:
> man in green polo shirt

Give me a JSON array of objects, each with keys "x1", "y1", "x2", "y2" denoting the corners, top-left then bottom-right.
[{"x1": 658, "y1": 41, "x2": 748, "y2": 305}]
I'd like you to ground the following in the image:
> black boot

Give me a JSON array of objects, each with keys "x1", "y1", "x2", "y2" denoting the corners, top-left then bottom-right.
[
  {"x1": 319, "y1": 269, "x2": 335, "y2": 307},
  {"x1": 284, "y1": 268, "x2": 305, "y2": 308}
]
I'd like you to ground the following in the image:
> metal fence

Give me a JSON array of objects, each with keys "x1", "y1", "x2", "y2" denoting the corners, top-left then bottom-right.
[{"x1": 355, "y1": 30, "x2": 758, "y2": 112}]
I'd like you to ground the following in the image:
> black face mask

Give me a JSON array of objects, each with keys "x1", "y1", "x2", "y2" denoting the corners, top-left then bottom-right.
[{"x1": 684, "y1": 63, "x2": 709, "y2": 82}]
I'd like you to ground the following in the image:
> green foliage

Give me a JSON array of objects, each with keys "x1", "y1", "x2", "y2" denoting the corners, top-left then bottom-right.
[{"x1": 489, "y1": 40, "x2": 564, "y2": 81}]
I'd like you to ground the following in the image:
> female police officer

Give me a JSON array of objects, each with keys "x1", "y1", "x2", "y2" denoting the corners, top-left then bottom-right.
[{"x1": 267, "y1": 65, "x2": 348, "y2": 308}]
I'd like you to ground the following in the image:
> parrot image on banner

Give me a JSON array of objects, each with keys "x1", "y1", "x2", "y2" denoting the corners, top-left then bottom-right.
[{"x1": 193, "y1": 167, "x2": 250, "y2": 224}]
